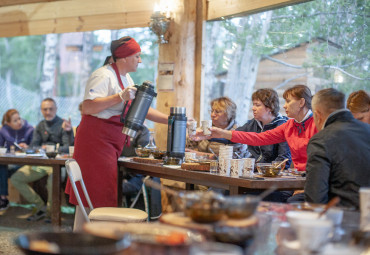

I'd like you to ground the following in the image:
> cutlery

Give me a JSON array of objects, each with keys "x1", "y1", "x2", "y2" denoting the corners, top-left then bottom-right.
[
  {"x1": 13, "y1": 142, "x2": 23, "y2": 151},
  {"x1": 208, "y1": 147, "x2": 218, "y2": 160}
]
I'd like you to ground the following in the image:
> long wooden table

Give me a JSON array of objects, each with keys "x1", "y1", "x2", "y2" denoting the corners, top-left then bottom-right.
[
  {"x1": 118, "y1": 160, "x2": 306, "y2": 202},
  {"x1": 0, "y1": 156, "x2": 305, "y2": 227},
  {"x1": 0, "y1": 155, "x2": 67, "y2": 226}
]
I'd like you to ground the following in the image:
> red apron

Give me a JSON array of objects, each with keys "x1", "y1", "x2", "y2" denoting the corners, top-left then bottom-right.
[
  {"x1": 65, "y1": 115, "x2": 125, "y2": 207},
  {"x1": 65, "y1": 63, "x2": 130, "y2": 207}
]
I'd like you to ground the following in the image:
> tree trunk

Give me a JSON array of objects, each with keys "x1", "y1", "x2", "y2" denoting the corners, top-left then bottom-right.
[
  {"x1": 40, "y1": 34, "x2": 58, "y2": 99},
  {"x1": 225, "y1": 11, "x2": 272, "y2": 124},
  {"x1": 203, "y1": 21, "x2": 221, "y2": 120}
]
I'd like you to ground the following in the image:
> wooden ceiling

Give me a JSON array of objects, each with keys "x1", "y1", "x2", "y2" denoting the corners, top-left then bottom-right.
[{"x1": 0, "y1": 0, "x2": 309, "y2": 37}]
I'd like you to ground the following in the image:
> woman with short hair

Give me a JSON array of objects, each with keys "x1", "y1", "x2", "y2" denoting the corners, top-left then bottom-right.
[
  {"x1": 187, "y1": 96, "x2": 248, "y2": 158},
  {"x1": 237, "y1": 88, "x2": 291, "y2": 167}
]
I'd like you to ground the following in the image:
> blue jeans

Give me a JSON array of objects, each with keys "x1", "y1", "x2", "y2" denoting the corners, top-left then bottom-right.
[{"x1": 0, "y1": 164, "x2": 21, "y2": 196}]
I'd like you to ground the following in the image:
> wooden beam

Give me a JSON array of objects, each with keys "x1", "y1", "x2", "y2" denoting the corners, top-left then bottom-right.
[
  {"x1": 0, "y1": 11, "x2": 151, "y2": 37},
  {"x1": 193, "y1": 0, "x2": 207, "y2": 122},
  {"x1": 207, "y1": 0, "x2": 311, "y2": 20},
  {"x1": 0, "y1": 0, "x2": 63, "y2": 8},
  {"x1": 0, "y1": 0, "x2": 154, "y2": 24},
  {"x1": 0, "y1": 0, "x2": 155, "y2": 37}
]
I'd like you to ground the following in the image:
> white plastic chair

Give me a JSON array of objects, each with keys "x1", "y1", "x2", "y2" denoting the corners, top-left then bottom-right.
[{"x1": 65, "y1": 159, "x2": 148, "y2": 223}]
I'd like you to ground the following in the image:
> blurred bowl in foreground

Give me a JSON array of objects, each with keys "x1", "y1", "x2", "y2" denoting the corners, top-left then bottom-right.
[
  {"x1": 14, "y1": 232, "x2": 130, "y2": 255},
  {"x1": 224, "y1": 195, "x2": 260, "y2": 219},
  {"x1": 183, "y1": 191, "x2": 225, "y2": 223}
]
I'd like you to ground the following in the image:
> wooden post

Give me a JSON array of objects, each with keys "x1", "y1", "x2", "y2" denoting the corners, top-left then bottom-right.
[{"x1": 154, "y1": 0, "x2": 197, "y2": 150}]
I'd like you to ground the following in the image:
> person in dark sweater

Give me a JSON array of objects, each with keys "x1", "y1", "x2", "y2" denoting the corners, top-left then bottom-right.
[
  {"x1": 236, "y1": 89, "x2": 291, "y2": 167},
  {"x1": 305, "y1": 88, "x2": 370, "y2": 209},
  {"x1": 10, "y1": 98, "x2": 74, "y2": 221},
  {"x1": 236, "y1": 89, "x2": 292, "y2": 202},
  {"x1": 0, "y1": 109, "x2": 34, "y2": 210}
]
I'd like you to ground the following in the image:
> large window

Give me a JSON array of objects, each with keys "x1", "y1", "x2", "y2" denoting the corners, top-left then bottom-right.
[
  {"x1": 0, "y1": 28, "x2": 157, "y2": 127},
  {"x1": 203, "y1": 0, "x2": 369, "y2": 124}
]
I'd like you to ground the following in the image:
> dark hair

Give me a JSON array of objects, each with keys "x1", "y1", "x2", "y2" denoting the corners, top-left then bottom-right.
[
  {"x1": 42, "y1": 98, "x2": 57, "y2": 107},
  {"x1": 103, "y1": 56, "x2": 113, "y2": 66},
  {"x1": 283, "y1": 85, "x2": 312, "y2": 109},
  {"x1": 313, "y1": 88, "x2": 345, "y2": 113},
  {"x1": 2, "y1": 109, "x2": 19, "y2": 126},
  {"x1": 347, "y1": 90, "x2": 370, "y2": 113},
  {"x1": 252, "y1": 88, "x2": 280, "y2": 116},
  {"x1": 210, "y1": 97, "x2": 237, "y2": 123}
]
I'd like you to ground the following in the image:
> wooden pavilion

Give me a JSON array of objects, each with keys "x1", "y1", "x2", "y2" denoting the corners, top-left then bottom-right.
[{"x1": 0, "y1": 0, "x2": 309, "y2": 148}]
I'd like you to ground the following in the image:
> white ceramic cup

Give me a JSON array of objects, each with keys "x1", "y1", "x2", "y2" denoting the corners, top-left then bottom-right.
[
  {"x1": 201, "y1": 120, "x2": 212, "y2": 135},
  {"x1": 69, "y1": 146, "x2": 75, "y2": 157},
  {"x1": 219, "y1": 158, "x2": 230, "y2": 176},
  {"x1": 230, "y1": 159, "x2": 243, "y2": 177},
  {"x1": 45, "y1": 144, "x2": 55, "y2": 152},
  {"x1": 297, "y1": 219, "x2": 333, "y2": 254},
  {"x1": 242, "y1": 158, "x2": 255, "y2": 177},
  {"x1": 188, "y1": 120, "x2": 197, "y2": 136}
]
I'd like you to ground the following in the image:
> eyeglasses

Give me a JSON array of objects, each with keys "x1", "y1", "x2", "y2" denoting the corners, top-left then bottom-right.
[{"x1": 209, "y1": 109, "x2": 224, "y2": 115}]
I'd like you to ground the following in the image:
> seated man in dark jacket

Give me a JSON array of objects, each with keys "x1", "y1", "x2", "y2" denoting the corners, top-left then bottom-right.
[{"x1": 305, "y1": 88, "x2": 370, "y2": 209}]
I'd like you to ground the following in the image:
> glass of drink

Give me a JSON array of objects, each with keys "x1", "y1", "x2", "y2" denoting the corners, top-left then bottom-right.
[{"x1": 209, "y1": 160, "x2": 219, "y2": 174}]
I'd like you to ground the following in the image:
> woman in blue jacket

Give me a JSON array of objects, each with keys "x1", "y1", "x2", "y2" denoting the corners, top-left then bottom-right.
[{"x1": 0, "y1": 109, "x2": 34, "y2": 210}]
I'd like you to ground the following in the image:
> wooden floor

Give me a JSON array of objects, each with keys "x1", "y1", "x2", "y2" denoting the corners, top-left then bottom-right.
[{"x1": 0, "y1": 203, "x2": 74, "y2": 255}]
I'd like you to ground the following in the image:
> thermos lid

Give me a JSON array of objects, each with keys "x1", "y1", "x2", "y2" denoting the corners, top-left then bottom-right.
[{"x1": 170, "y1": 107, "x2": 186, "y2": 115}]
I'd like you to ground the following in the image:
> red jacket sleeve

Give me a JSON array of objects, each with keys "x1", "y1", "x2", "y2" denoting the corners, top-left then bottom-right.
[{"x1": 231, "y1": 122, "x2": 287, "y2": 146}]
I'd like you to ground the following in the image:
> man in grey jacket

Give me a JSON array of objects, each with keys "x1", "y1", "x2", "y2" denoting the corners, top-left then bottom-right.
[
  {"x1": 11, "y1": 98, "x2": 74, "y2": 221},
  {"x1": 305, "y1": 88, "x2": 370, "y2": 209}
]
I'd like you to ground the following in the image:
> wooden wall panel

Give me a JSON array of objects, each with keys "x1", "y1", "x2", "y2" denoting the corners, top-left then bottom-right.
[{"x1": 154, "y1": 0, "x2": 197, "y2": 150}]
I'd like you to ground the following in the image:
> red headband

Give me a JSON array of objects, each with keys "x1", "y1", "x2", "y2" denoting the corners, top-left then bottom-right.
[{"x1": 113, "y1": 38, "x2": 141, "y2": 59}]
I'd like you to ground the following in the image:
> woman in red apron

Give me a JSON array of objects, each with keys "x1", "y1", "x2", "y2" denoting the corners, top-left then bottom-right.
[{"x1": 65, "y1": 36, "x2": 168, "y2": 231}]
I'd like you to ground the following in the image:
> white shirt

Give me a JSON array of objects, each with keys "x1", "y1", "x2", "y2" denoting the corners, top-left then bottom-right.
[{"x1": 84, "y1": 65, "x2": 134, "y2": 119}]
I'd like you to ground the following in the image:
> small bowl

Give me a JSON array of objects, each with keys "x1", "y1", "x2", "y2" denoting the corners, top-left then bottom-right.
[
  {"x1": 152, "y1": 150, "x2": 166, "y2": 159},
  {"x1": 223, "y1": 195, "x2": 260, "y2": 219},
  {"x1": 259, "y1": 165, "x2": 282, "y2": 177},
  {"x1": 45, "y1": 151, "x2": 58, "y2": 159},
  {"x1": 256, "y1": 163, "x2": 272, "y2": 174},
  {"x1": 164, "y1": 157, "x2": 181, "y2": 165}
]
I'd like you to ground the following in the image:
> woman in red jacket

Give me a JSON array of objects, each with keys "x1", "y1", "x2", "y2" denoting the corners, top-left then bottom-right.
[{"x1": 196, "y1": 85, "x2": 317, "y2": 172}]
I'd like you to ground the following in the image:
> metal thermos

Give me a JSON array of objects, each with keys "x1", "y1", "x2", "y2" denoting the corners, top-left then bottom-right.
[
  {"x1": 121, "y1": 81, "x2": 157, "y2": 138},
  {"x1": 167, "y1": 107, "x2": 187, "y2": 159}
]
